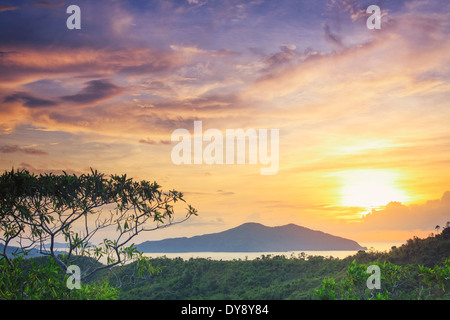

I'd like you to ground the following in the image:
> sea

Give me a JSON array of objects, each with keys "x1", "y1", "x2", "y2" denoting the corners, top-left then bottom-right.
[{"x1": 141, "y1": 241, "x2": 406, "y2": 261}]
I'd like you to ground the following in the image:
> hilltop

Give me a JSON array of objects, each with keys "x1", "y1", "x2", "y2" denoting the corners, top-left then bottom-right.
[{"x1": 136, "y1": 222, "x2": 367, "y2": 253}]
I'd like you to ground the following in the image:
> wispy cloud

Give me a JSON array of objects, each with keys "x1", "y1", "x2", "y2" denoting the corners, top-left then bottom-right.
[
  {"x1": 33, "y1": 1, "x2": 65, "y2": 7},
  {"x1": 323, "y1": 24, "x2": 345, "y2": 48},
  {"x1": 138, "y1": 138, "x2": 171, "y2": 145},
  {"x1": 0, "y1": 2, "x2": 19, "y2": 12},
  {"x1": 0, "y1": 144, "x2": 48, "y2": 155},
  {"x1": 60, "y1": 79, "x2": 124, "y2": 105},
  {"x1": 4, "y1": 92, "x2": 57, "y2": 108}
]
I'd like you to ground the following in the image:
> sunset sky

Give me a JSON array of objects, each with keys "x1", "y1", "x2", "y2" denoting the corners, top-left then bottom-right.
[{"x1": 0, "y1": 0, "x2": 449, "y2": 243}]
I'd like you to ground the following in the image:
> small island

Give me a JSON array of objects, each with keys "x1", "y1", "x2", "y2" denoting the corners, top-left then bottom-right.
[{"x1": 136, "y1": 222, "x2": 367, "y2": 253}]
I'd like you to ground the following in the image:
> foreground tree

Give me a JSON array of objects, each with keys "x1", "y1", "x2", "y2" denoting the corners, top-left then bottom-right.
[{"x1": 0, "y1": 168, "x2": 197, "y2": 299}]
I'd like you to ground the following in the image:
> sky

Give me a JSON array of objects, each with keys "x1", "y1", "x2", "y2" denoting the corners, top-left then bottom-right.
[{"x1": 0, "y1": 0, "x2": 449, "y2": 244}]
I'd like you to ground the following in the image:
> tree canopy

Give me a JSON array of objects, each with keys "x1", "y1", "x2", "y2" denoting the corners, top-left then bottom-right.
[{"x1": 0, "y1": 168, "x2": 196, "y2": 298}]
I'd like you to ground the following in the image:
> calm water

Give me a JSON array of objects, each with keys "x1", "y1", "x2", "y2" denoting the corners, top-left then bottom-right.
[{"x1": 142, "y1": 241, "x2": 406, "y2": 261}]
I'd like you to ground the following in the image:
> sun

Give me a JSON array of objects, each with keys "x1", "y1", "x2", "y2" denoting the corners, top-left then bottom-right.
[{"x1": 337, "y1": 169, "x2": 410, "y2": 211}]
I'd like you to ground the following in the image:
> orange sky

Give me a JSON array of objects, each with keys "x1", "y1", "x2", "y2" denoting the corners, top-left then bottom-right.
[{"x1": 0, "y1": 0, "x2": 449, "y2": 243}]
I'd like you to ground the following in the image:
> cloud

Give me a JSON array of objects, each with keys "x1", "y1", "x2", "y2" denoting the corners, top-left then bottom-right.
[
  {"x1": 60, "y1": 79, "x2": 124, "y2": 105},
  {"x1": 119, "y1": 61, "x2": 177, "y2": 75},
  {"x1": 1, "y1": 0, "x2": 448, "y2": 143},
  {"x1": 262, "y1": 44, "x2": 298, "y2": 71},
  {"x1": 4, "y1": 92, "x2": 57, "y2": 108},
  {"x1": 138, "y1": 81, "x2": 175, "y2": 97},
  {"x1": 181, "y1": 216, "x2": 225, "y2": 227},
  {"x1": 33, "y1": 1, "x2": 65, "y2": 7},
  {"x1": 325, "y1": 0, "x2": 386, "y2": 25},
  {"x1": 0, "y1": 144, "x2": 48, "y2": 155},
  {"x1": 138, "y1": 138, "x2": 171, "y2": 145},
  {"x1": 184, "y1": 190, "x2": 235, "y2": 197},
  {"x1": 358, "y1": 192, "x2": 450, "y2": 231},
  {"x1": 0, "y1": 47, "x2": 185, "y2": 85},
  {"x1": 0, "y1": 3, "x2": 19, "y2": 12},
  {"x1": 323, "y1": 24, "x2": 345, "y2": 48}
]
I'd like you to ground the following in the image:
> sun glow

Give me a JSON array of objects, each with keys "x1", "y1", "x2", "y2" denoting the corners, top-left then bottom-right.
[{"x1": 337, "y1": 169, "x2": 410, "y2": 212}]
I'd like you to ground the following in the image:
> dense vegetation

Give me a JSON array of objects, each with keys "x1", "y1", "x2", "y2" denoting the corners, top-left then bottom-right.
[
  {"x1": 1, "y1": 223, "x2": 449, "y2": 300},
  {"x1": 0, "y1": 255, "x2": 119, "y2": 300},
  {"x1": 94, "y1": 224, "x2": 449, "y2": 300},
  {"x1": 316, "y1": 225, "x2": 450, "y2": 300},
  {"x1": 108, "y1": 254, "x2": 348, "y2": 300},
  {"x1": 1, "y1": 224, "x2": 449, "y2": 300}
]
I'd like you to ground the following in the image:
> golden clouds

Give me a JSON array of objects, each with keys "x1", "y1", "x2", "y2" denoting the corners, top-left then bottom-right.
[{"x1": 1, "y1": 0, "x2": 449, "y2": 241}]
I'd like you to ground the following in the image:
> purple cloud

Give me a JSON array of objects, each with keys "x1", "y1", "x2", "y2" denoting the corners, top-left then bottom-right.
[
  {"x1": 0, "y1": 144, "x2": 48, "y2": 155},
  {"x1": 60, "y1": 79, "x2": 124, "y2": 105},
  {"x1": 0, "y1": 3, "x2": 19, "y2": 12},
  {"x1": 33, "y1": 1, "x2": 65, "y2": 7},
  {"x1": 4, "y1": 92, "x2": 57, "y2": 108}
]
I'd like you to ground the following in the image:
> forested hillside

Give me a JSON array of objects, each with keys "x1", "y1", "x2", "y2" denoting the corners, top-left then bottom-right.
[
  {"x1": 99, "y1": 225, "x2": 450, "y2": 300},
  {"x1": 112, "y1": 254, "x2": 349, "y2": 299},
  {"x1": 2, "y1": 223, "x2": 449, "y2": 300}
]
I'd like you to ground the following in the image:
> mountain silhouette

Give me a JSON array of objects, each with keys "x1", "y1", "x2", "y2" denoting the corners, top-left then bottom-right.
[{"x1": 136, "y1": 222, "x2": 367, "y2": 252}]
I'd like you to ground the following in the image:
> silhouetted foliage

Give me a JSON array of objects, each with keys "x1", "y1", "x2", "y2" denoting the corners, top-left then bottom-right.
[{"x1": 0, "y1": 168, "x2": 196, "y2": 299}]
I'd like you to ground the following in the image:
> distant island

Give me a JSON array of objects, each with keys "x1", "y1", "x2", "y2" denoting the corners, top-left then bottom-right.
[{"x1": 136, "y1": 222, "x2": 367, "y2": 253}]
